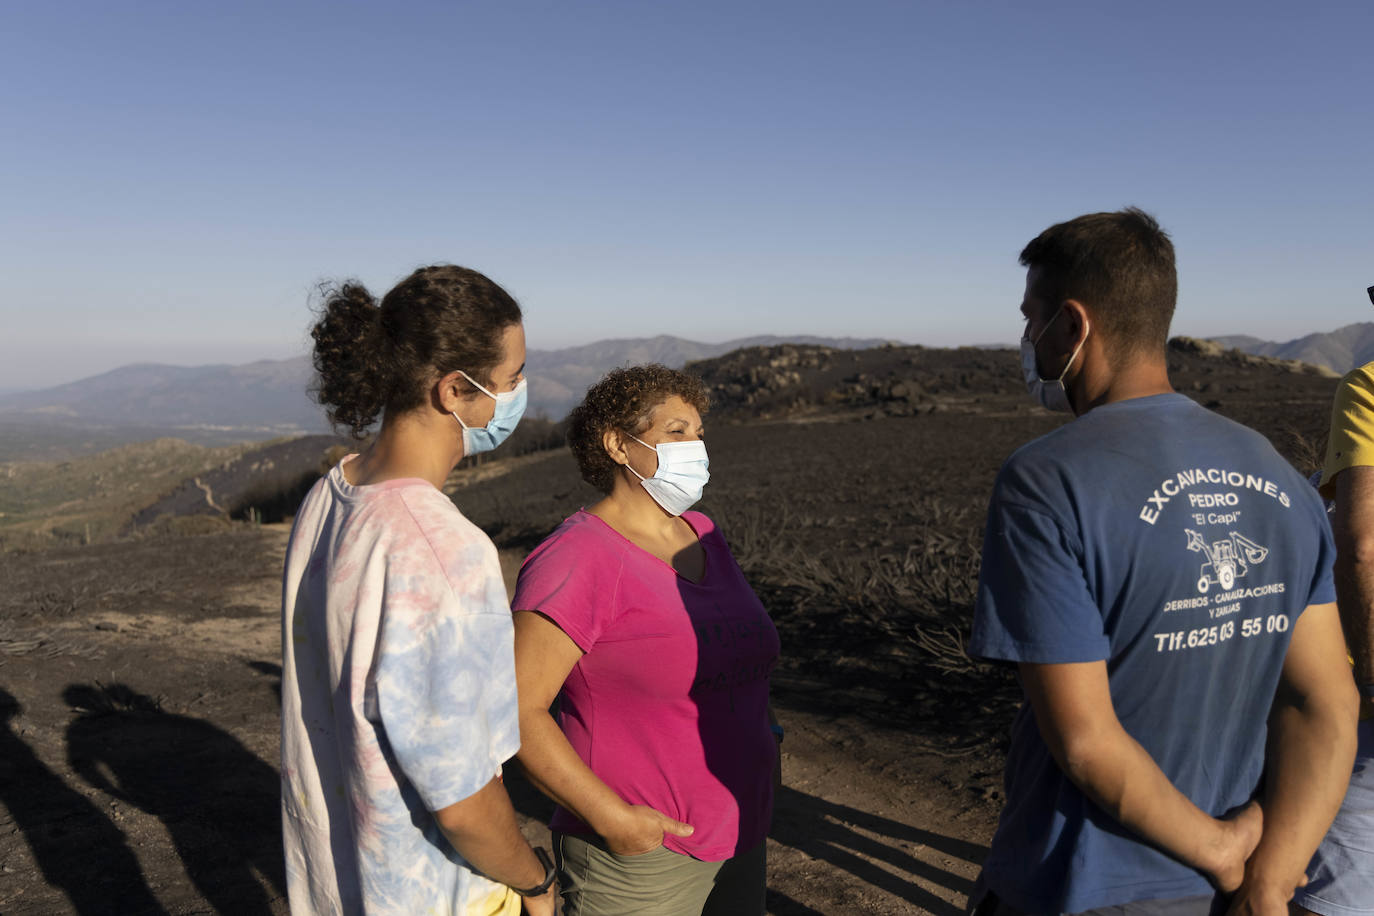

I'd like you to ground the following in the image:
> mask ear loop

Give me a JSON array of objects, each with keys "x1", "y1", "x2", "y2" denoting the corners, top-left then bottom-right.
[
  {"x1": 455, "y1": 369, "x2": 498, "y2": 399},
  {"x1": 448, "y1": 370, "x2": 493, "y2": 431},
  {"x1": 450, "y1": 368, "x2": 514, "y2": 432},
  {"x1": 1057, "y1": 318, "x2": 1091, "y2": 382},
  {"x1": 620, "y1": 433, "x2": 656, "y2": 481}
]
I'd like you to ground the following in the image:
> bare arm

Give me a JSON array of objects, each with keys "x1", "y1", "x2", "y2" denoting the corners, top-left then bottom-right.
[
  {"x1": 1226, "y1": 601, "x2": 1358, "y2": 916},
  {"x1": 512, "y1": 610, "x2": 693, "y2": 855},
  {"x1": 1332, "y1": 467, "x2": 1374, "y2": 693},
  {"x1": 432, "y1": 776, "x2": 556, "y2": 916},
  {"x1": 1020, "y1": 660, "x2": 1262, "y2": 890}
]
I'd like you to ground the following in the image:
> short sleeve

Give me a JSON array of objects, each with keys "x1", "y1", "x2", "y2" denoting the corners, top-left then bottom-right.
[
  {"x1": 372, "y1": 558, "x2": 520, "y2": 814},
  {"x1": 969, "y1": 499, "x2": 1111, "y2": 665},
  {"x1": 511, "y1": 524, "x2": 623, "y2": 652},
  {"x1": 1307, "y1": 494, "x2": 1338, "y2": 608},
  {"x1": 1319, "y1": 365, "x2": 1374, "y2": 499}
]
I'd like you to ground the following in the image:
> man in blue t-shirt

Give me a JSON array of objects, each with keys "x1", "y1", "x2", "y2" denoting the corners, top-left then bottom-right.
[{"x1": 968, "y1": 208, "x2": 1358, "y2": 916}]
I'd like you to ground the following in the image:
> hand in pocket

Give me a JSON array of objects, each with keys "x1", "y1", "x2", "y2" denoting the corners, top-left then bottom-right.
[{"x1": 604, "y1": 804, "x2": 694, "y2": 856}]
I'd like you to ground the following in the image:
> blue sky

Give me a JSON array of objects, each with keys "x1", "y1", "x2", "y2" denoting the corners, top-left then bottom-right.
[{"x1": 2, "y1": 0, "x2": 1370, "y2": 389}]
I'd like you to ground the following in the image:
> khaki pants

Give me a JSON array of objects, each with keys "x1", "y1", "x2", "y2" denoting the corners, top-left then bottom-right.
[{"x1": 554, "y1": 832, "x2": 765, "y2": 916}]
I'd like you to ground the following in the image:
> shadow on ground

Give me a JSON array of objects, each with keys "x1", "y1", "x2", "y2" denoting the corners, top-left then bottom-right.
[
  {"x1": 769, "y1": 785, "x2": 987, "y2": 916},
  {"x1": 62, "y1": 682, "x2": 285, "y2": 914},
  {"x1": 505, "y1": 763, "x2": 987, "y2": 915},
  {"x1": 0, "y1": 688, "x2": 168, "y2": 915}
]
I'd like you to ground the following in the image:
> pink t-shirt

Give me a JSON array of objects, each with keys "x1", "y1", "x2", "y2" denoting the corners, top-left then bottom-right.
[{"x1": 511, "y1": 509, "x2": 780, "y2": 861}]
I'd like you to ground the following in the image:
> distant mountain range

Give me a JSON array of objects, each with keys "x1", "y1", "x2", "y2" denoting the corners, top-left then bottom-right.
[
  {"x1": 1211, "y1": 322, "x2": 1374, "y2": 374},
  {"x1": 9, "y1": 323, "x2": 1362, "y2": 452},
  {"x1": 0, "y1": 334, "x2": 896, "y2": 443}
]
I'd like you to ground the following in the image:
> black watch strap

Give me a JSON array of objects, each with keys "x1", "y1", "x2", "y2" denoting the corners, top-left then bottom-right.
[{"x1": 513, "y1": 846, "x2": 556, "y2": 898}]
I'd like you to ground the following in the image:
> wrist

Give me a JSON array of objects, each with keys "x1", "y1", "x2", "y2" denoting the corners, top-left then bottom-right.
[
  {"x1": 1194, "y1": 818, "x2": 1233, "y2": 879},
  {"x1": 1233, "y1": 875, "x2": 1296, "y2": 909},
  {"x1": 1238, "y1": 851, "x2": 1309, "y2": 902},
  {"x1": 510, "y1": 846, "x2": 555, "y2": 898},
  {"x1": 587, "y1": 800, "x2": 635, "y2": 843}
]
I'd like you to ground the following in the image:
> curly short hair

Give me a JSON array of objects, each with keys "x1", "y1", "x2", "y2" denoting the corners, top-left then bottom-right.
[{"x1": 567, "y1": 365, "x2": 709, "y2": 494}]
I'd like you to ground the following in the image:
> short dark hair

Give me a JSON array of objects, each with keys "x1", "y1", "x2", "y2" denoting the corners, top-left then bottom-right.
[
  {"x1": 567, "y1": 365, "x2": 708, "y2": 494},
  {"x1": 310, "y1": 265, "x2": 522, "y2": 438},
  {"x1": 1019, "y1": 207, "x2": 1177, "y2": 357}
]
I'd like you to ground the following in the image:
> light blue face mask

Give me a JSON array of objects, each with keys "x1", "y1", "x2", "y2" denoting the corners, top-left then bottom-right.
[{"x1": 452, "y1": 371, "x2": 527, "y2": 456}]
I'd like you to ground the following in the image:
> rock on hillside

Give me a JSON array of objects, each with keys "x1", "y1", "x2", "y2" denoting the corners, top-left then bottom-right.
[
  {"x1": 1171, "y1": 336, "x2": 1340, "y2": 377},
  {"x1": 686, "y1": 339, "x2": 1340, "y2": 472},
  {"x1": 688, "y1": 343, "x2": 1026, "y2": 421}
]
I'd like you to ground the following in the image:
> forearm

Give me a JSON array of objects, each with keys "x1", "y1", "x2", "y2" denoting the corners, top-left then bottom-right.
[
  {"x1": 435, "y1": 776, "x2": 548, "y2": 892},
  {"x1": 1333, "y1": 554, "x2": 1374, "y2": 685},
  {"x1": 1060, "y1": 726, "x2": 1239, "y2": 876},
  {"x1": 515, "y1": 708, "x2": 632, "y2": 836},
  {"x1": 1242, "y1": 695, "x2": 1357, "y2": 897}
]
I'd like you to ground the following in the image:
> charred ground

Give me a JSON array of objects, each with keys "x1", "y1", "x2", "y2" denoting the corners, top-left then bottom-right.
[{"x1": 0, "y1": 340, "x2": 1342, "y2": 914}]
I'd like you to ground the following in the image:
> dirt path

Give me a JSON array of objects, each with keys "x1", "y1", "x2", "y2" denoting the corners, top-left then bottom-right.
[{"x1": 0, "y1": 526, "x2": 996, "y2": 914}]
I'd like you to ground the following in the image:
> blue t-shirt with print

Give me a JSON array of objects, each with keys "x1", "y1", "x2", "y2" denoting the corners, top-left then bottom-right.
[{"x1": 969, "y1": 393, "x2": 1335, "y2": 914}]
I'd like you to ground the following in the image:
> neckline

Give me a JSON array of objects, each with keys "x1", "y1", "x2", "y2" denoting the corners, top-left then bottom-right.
[
  {"x1": 578, "y1": 508, "x2": 710, "y2": 586},
  {"x1": 331, "y1": 455, "x2": 435, "y2": 498},
  {"x1": 1095, "y1": 391, "x2": 1188, "y2": 412}
]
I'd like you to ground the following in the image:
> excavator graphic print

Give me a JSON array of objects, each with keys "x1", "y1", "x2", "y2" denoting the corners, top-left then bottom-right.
[{"x1": 1186, "y1": 529, "x2": 1270, "y2": 594}]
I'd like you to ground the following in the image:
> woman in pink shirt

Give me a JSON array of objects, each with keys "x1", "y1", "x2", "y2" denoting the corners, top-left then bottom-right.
[{"x1": 512, "y1": 365, "x2": 781, "y2": 916}]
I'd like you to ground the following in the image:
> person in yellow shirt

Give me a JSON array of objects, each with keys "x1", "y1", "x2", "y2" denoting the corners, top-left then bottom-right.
[{"x1": 1294, "y1": 284, "x2": 1374, "y2": 916}]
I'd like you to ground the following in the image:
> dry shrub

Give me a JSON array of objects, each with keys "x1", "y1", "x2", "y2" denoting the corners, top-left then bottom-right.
[
  {"x1": 0, "y1": 619, "x2": 104, "y2": 662},
  {"x1": 714, "y1": 498, "x2": 1019, "y2": 750}
]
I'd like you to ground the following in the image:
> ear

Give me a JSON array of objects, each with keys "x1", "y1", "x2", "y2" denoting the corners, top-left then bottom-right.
[
  {"x1": 433, "y1": 370, "x2": 471, "y2": 415},
  {"x1": 1061, "y1": 299, "x2": 1092, "y2": 346},
  {"x1": 602, "y1": 428, "x2": 631, "y2": 467}
]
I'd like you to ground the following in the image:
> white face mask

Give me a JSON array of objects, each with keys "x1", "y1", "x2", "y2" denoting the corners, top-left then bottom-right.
[
  {"x1": 1021, "y1": 307, "x2": 1089, "y2": 414},
  {"x1": 623, "y1": 435, "x2": 710, "y2": 516}
]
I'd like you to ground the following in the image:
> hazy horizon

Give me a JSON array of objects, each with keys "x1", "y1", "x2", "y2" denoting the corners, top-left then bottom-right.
[{"x1": 3, "y1": 320, "x2": 1367, "y2": 397}]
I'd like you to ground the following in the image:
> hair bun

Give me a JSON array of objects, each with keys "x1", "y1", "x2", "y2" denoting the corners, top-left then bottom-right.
[{"x1": 310, "y1": 283, "x2": 390, "y2": 437}]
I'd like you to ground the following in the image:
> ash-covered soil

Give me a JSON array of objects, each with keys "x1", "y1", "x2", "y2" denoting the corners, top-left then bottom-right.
[
  {"x1": 0, "y1": 341, "x2": 1342, "y2": 915},
  {"x1": 0, "y1": 524, "x2": 994, "y2": 916}
]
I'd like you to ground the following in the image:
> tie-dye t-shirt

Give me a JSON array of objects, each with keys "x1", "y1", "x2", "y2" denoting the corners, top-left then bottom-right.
[{"x1": 280, "y1": 457, "x2": 521, "y2": 916}]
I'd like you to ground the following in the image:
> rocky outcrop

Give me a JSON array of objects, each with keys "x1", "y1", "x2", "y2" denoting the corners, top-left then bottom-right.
[{"x1": 1170, "y1": 336, "x2": 1338, "y2": 377}]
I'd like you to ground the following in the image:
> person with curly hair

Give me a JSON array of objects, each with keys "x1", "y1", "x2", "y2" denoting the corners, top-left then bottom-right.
[
  {"x1": 281, "y1": 265, "x2": 557, "y2": 916},
  {"x1": 511, "y1": 365, "x2": 781, "y2": 916}
]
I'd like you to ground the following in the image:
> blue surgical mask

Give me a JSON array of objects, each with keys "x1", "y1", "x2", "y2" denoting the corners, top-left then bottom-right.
[
  {"x1": 1020, "y1": 307, "x2": 1089, "y2": 414},
  {"x1": 624, "y1": 435, "x2": 710, "y2": 516},
  {"x1": 452, "y1": 372, "x2": 527, "y2": 456}
]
